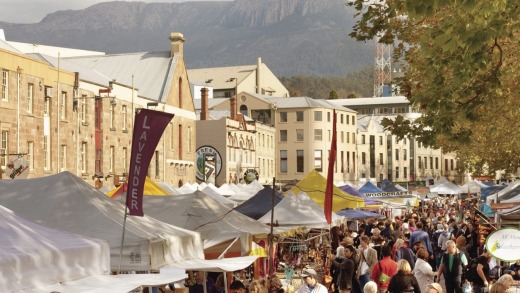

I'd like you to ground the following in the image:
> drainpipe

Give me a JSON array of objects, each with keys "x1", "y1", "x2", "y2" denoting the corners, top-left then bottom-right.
[
  {"x1": 16, "y1": 67, "x2": 21, "y2": 153},
  {"x1": 56, "y1": 52, "x2": 61, "y2": 173}
]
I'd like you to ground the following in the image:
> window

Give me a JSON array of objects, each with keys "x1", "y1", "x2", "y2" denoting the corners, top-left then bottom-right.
[
  {"x1": 404, "y1": 149, "x2": 407, "y2": 160},
  {"x1": 123, "y1": 147, "x2": 128, "y2": 171},
  {"x1": 395, "y1": 149, "x2": 399, "y2": 160},
  {"x1": 418, "y1": 141, "x2": 422, "y2": 148},
  {"x1": 424, "y1": 156, "x2": 427, "y2": 168},
  {"x1": 340, "y1": 114, "x2": 344, "y2": 124},
  {"x1": 379, "y1": 153, "x2": 383, "y2": 165},
  {"x1": 346, "y1": 115, "x2": 349, "y2": 125},
  {"x1": 340, "y1": 131, "x2": 344, "y2": 143},
  {"x1": 61, "y1": 91, "x2": 67, "y2": 119},
  {"x1": 327, "y1": 112, "x2": 331, "y2": 122},
  {"x1": 187, "y1": 126, "x2": 192, "y2": 153},
  {"x1": 44, "y1": 91, "x2": 50, "y2": 116},
  {"x1": 314, "y1": 150, "x2": 322, "y2": 172},
  {"x1": 155, "y1": 151, "x2": 160, "y2": 177},
  {"x1": 296, "y1": 129, "x2": 304, "y2": 142},
  {"x1": 81, "y1": 95, "x2": 87, "y2": 123},
  {"x1": 178, "y1": 77, "x2": 183, "y2": 108},
  {"x1": 27, "y1": 141, "x2": 34, "y2": 171},
  {"x1": 44, "y1": 135, "x2": 50, "y2": 171},
  {"x1": 170, "y1": 123, "x2": 175, "y2": 149},
  {"x1": 379, "y1": 136, "x2": 383, "y2": 145},
  {"x1": 279, "y1": 112, "x2": 287, "y2": 122},
  {"x1": 296, "y1": 111, "x2": 304, "y2": 122},
  {"x1": 280, "y1": 150, "x2": 288, "y2": 173},
  {"x1": 27, "y1": 83, "x2": 33, "y2": 113},
  {"x1": 347, "y1": 132, "x2": 350, "y2": 143},
  {"x1": 403, "y1": 138, "x2": 407, "y2": 145},
  {"x1": 178, "y1": 125, "x2": 182, "y2": 160},
  {"x1": 240, "y1": 105, "x2": 248, "y2": 116},
  {"x1": 81, "y1": 142, "x2": 87, "y2": 173},
  {"x1": 430, "y1": 157, "x2": 433, "y2": 170},
  {"x1": 110, "y1": 103, "x2": 115, "y2": 129},
  {"x1": 280, "y1": 130, "x2": 287, "y2": 142},
  {"x1": 352, "y1": 133, "x2": 356, "y2": 144},
  {"x1": 451, "y1": 159, "x2": 454, "y2": 170},
  {"x1": 395, "y1": 167, "x2": 399, "y2": 179},
  {"x1": 122, "y1": 105, "x2": 127, "y2": 131},
  {"x1": 1, "y1": 70, "x2": 8, "y2": 101},
  {"x1": 0, "y1": 130, "x2": 7, "y2": 168},
  {"x1": 109, "y1": 146, "x2": 115, "y2": 173},
  {"x1": 445, "y1": 159, "x2": 449, "y2": 171},
  {"x1": 361, "y1": 135, "x2": 366, "y2": 144},
  {"x1": 297, "y1": 150, "x2": 304, "y2": 172},
  {"x1": 60, "y1": 144, "x2": 66, "y2": 171},
  {"x1": 352, "y1": 116, "x2": 355, "y2": 125},
  {"x1": 435, "y1": 157, "x2": 439, "y2": 169},
  {"x1": 314, "y1": 129, "x2": 322, "y2": 141},
  {"x1": 362, "y1": 152, "x2": 366, "y2": 164},
  {"x1": 314, "y1": 111, "x2": 322, "y2": 121},
  {"x1": 404, "y1": 167, "x2": 408, "y2": 180}
]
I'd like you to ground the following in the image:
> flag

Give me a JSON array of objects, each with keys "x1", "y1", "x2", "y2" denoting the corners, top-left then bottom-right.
[
  {"x1": 324, "y1": 110, "x2": 337, "y2": 224},
  {"x1": 249, "y1": 241, "x2": 267, "y2": 257},
  {"x1": 126, "y1": 109, "x2": 174, "y2": 216}
]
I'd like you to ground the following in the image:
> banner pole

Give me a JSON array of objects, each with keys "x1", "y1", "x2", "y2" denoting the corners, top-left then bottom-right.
[{"x1": 118, "y1": 203, "x2": 129, "y2": 274}]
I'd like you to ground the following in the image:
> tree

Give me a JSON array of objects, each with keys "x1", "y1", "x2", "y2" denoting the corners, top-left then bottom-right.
[
  {"x1": 347, "y1": 0, "x2": 520, "y2": 175},
  {"x1": 329, "y1": 90, "x2": 339, "y2": 99}
]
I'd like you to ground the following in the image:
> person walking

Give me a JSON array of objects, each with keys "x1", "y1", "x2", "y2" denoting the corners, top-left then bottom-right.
[
  {"x1": 331, "y1": 245, "x2": 361, "y2": 293},
  {"x1": 409, "y1": 222, "x2": 433, "y2": 256},
  {"x1": 357, "y1": 235, "x2": 377, "y2": 290},
  {"x1": 370, "y1": 245, "x2": 398, "y2": 293},
  {"x1": 413, "y1": 248, "x2": 436, "y2": 293},
  {"x1": 436, "y1": 240, "x2": 468, "y2": 293},
  {"x1": 386, "y1": 259, "x2": 421, "y2": 293},
  {"x1": 395, "y1": 238, "x2": 416, "y2": 269},
  {"x1": 472, "y1": 249, "x2": 491, "y2": 293},
  {"x1": 331, "y1": 247, "x2": 347, "y2": 293}
]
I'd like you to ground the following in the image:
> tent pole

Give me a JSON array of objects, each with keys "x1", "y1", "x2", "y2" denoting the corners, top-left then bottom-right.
[
  {"x1": 118, "y1": 205, "x2": 129, "y2": 274},
  {"x1": 268, "y1": 177, "x2": 276, "y2": 278}
]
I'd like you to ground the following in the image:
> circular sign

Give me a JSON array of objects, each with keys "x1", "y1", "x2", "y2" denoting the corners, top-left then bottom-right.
[
  {"x1": 195, "y1": 146, "x2": 222, "y2": 181},
  {"x1": 485, "y1": 227, "x2": 520, "y2": 262},
  {"x1": 243, "y1": 169, "x2": 259, "y2": 184},
  {"x1": 5, "y1": 156, "x2": 30, "y2": 179}
]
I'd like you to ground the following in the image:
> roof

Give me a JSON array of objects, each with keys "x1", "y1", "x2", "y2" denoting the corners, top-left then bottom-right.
[
  {"x1": 357, "y1": 116, "x2": 386, "y2": 132},
  {"x1": 188, "y1": 65, "x2": 256, "y2": 89},
  {"x1": 193, "y1": 98, "x2": 228, "y2": 110},
  {"x1": 0, "y1": 38, "x2": 23, "y2": 54},
  {"x1": 64, "y1": 51, "x2": 178, "y2": 101},
  {"x1": 263, "y1": 96, "x2": 356, "y2": 112},
  {"x1": 329, "y1": 96, "x2": 411, "y2": 107}
]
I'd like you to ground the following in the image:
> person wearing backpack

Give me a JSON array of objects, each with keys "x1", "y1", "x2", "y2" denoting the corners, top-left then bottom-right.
[
  {"x1": 472, "y1": 249, "x2": 491, "y2": 293},
  {"x1": 370, "y1": 245, "x2": 398, "y2": 293},
  {"x1": 436, "y1": 240, "x2": 468, "y2": 293}
]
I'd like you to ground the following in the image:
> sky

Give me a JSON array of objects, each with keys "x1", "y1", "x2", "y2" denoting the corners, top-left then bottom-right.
[{"x1": 1, "y1": 0, "x2": 228, "y2": 24}]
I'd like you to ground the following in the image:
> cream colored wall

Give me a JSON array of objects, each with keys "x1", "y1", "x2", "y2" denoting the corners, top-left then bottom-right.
[
  {"x1": 259, "y1": 63, "x2": 289, "y2": 97},
  {"x1": 255, "y1": 122, "x2": 276, "y2": 185},
  {"x1": 414, "y1": 142, "x2": 443, "y2": 181}
]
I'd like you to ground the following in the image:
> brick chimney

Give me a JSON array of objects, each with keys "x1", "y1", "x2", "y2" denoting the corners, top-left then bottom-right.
[
  {"x1": 256, "y1": 57, "x2": 261, "y2": 94},
  {"x1": 169, "y1": 32, "x2": 185, "y2": 58},
  {"x1": 230, "y1": 96, "x2": 237, "y2": 121},
  {"x1": 201, "y1": 87, "x2": 209, "y2": 121}
]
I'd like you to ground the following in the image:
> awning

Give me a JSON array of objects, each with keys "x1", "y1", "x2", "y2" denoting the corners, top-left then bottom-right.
[
  {"x1": 165, "y1": 256, "x2": 259, "y2": 272},
  {"x1": 24, "y1": 268, "x2": 186, "y2": 293}
]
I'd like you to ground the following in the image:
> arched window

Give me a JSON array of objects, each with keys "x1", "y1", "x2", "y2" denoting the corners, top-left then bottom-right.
[
  {"x1": 178, "y1": 77, "x2": 183, "y2": 108},
  {"x1": 178, "y1": 179, "x2": 183, "y2": 188},
  {"x1": 239, "y1": 104, "x2": 248, "y2": 116}
]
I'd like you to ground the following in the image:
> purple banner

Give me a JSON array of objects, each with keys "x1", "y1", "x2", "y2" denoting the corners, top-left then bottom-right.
[{"x1": 126, "y1": 109, "x2": 174, "y2": 216}]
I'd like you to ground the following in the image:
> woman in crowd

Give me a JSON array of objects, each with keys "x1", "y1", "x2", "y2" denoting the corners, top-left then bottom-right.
[
  {"x1": 455, "y1": 236, "x2": 469, "y2": 262},
  {"x1": 386, "y1": 259, "x2": 421, "y2": 293},
  {"x1": 493, "y1": 274, "x2": 514, "y2": 292},
  {"x1": 413, "y1": 248, "x2": 436, "y2": 293}
]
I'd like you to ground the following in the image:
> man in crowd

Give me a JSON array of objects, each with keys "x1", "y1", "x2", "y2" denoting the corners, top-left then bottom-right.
[
  {"x1": 357, "y1": 235, "x2": 378, "y2": 290},
  {"x1": 437, "y1": 240, "x2": 468, "y2": 293},
  {"x1": 297, "y1": 269, "x2": 328, "y2": 293}
]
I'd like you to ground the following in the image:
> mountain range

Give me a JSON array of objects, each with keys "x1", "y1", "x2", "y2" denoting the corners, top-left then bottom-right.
[{"x1": 0, "y1": 0, "x2": 375, "y2": 77}]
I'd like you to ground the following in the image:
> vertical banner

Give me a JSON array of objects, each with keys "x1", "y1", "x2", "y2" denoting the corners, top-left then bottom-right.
[
  {"x1": 324, "y1": 110, "x2": 337, "y2": 224},
  {"x1": 126, "y1": 109, "x2": 174, "y2": 216}
]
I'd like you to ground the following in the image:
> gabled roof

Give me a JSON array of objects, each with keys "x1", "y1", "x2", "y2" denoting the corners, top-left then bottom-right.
[
  {"x1": 264, "y1": 96, "x2": 356, "y2": 112},
  {"x1": 0, "y1": 39, "x2": 23, "y2": 54},
  {"x1": 188, "y1": 65, "x2": 256, "y2": 89},
  {"x1": 329, "y1": 96, "x2": 410, "y2": 107},
  {"x1": 64, "y1": 51, "x2": 178, "y2": 102},
  {"x1": 193, "y1": 98, "x2": 228, "y2": 110},
  {"x1": 357, "y1": 115, "x2": 386, "y2": 132}
]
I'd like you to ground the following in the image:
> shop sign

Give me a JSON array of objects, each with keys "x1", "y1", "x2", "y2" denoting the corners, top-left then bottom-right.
[
  {"x1": 5, "y1": 156, "x2": 30, "y2": 179},
  {"x1": 195, "y1": 146, "x2": 222, "y2": 182},
  {"x1": 485, "y1": 228, "x2": 520, "y2": 261},
  {"x1": 243, "y1": 169, "x2": 259, "y2": 184}
]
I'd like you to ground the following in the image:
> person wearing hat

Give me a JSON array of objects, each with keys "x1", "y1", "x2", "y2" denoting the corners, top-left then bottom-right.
[
  {"x1": 426, "y1": 283, "x2": 443, "y2": 293},
  {"x1": 297, "y1": 269, "x2": 328, "y2": 293},
  {"x1": 230, "y1": 280, "x2": 247, "y2": 293}
]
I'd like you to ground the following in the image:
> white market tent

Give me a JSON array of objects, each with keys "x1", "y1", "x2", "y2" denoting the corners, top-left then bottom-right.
[
  {"x1": 459, "y1": 180, "x2": 484, "y2": 194},
  {"x1": 0, "y1": 205, "x2": 110, "y2": 292},
  {"x1": 429, "y1": 183, "x2": 461, "y2": 195},
  {"x1": 158, "y1": 182, "x2": 181, "y2": 195},
  {"x1": 258, "y1": 193, "x2": 333, "y2": 229},
  {"x1": 0, "y1": 171, "x2": 204, "y2": 272},
  {"x1": 294, "y1": 191, "x2": 344, "y2": 225},
  {"x1": 201, "y1": 186, "x2": 236, "y2": 206},
  {"x1": 218, "y1": 183, "x2": 238, "y2": 196},
  {"x1": 142, "y1": 190, "x2": 274, "y2": 253}
]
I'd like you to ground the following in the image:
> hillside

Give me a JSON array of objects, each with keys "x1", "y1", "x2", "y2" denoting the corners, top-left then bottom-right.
[{"x1": 0, "y1": 0, "x2": 374, "y2": 77}]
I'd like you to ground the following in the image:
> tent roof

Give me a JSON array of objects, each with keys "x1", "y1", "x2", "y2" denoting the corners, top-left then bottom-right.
[
  {"x1": 380, "y1": 179, "x2": 400, "y2": 192},
  {"x1": 106, "y1": 177, "x2": 170, "y2": 198},
  {"x1": 358, "y1": 181, "x2": 384, "y2": 194},
  {"x1": 165, "y1": 256, "x2": 259, "y2": 272},
  {"x1": 142, "y1": 190, "x2": 273, "y2": 247},
  {"x1": 336, "y1": 209, "x2": 386, "y2": 220},
  {"x1": 0, "y1": 205, "x2": 110, "y2": 292},
  {"x1": 497, "y1": 181, "x2": 520, "y2": 201},
  {"x1": 296, "y1": 191, "x2": 343, "y2": 224},
  {"x1": 0, "y1": 171, "x2": 204, "y2": 271},
  {"x1": 201, "y1": 186, "x2": 236, "y2": 206},
  {"x1": 339, "y1": 184, "x2": 382, "y2": 206},
  {"x1": 429, "y1": 183, "x2": 461, "y2": 195},
  {"x1": 288, "y1": 170, "x2": 364, "y2": 210},
  {"x1": 234, "y1": 186, "x2": 284, "y2": 220}
]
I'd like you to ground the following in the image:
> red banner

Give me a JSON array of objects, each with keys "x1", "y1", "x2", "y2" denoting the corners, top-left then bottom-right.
[
  {"x1": 126, "y1": 109, "x2": 174, "y2": 216},
  {"x1": 324, "y1": 110, "x2": 337, "y2": 224}
]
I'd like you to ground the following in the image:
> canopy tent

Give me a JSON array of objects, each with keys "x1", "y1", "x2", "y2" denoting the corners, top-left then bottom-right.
[
  {"x1": 481, "y1": 185, "x2": 506, "y2": 200},
  {"x1": 106, "y1": 176, "x2": 170, "y2": 198},
  {"x1": 459, "y1": 180, "x2": 484, "y2": 194},
  {"x1": 338, "y1": 184, "x2": 381, "y2": 206},
  {"x1": 235, "y1": 186, "x2": 284, "y2": 220},
  {"x1": 288, "y1": 170, "x2": 364, "y2": 210},
  {"x1": 429, "y1": 183, "x2": 461, "y2": 195},
  {"x1": 0, "y1": 171, "x2": 204, "y2": 271},
  {"x1": 0, "y1": 205, "x2": 110, "y2": 292},
  {"x1": 295, "y1": 191, "x2": 344, "y2": 224},
  {"x1": 142, "y1": 190, "x2": 274, "y2": 255},
  {"x1": 166, "y1": 256, "x2": 259, "y2": 272},
  {"x1": 336, "y1": 209, "x2": 386, "y2": 220},
  {"x1": 368, "y1": 195, "x2": 420, "y2": 207},
  {"x1": 159, "y1": 182, "x2": 181, "y2": 195},
  {"x1": 380, "y1": 179, "x2": 400, "y2": 192},
  {"x1": 258, "y1": 192, "x2": 335, "y2": 229},
  {"x1": 394, "y1": 184, "x2": 408, "y2": 191},
  {"x1": 496, "y1": 181, "x2": 520, "y2": 202},
  {"x1": 217, "y1": 183, "x2": 238, "y2": 197},
  {"x1": 358, "y1": 181, "x2": 384, "y2": 194},
  {"x1": 201, "y1": 186, "x2": 236, "y2": 206}
]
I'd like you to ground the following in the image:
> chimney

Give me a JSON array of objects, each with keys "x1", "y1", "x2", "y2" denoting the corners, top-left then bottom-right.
[
  {"x1": 230, "y1": 96, "x2": 237, "y2": 121},
  {"x1": 201, "y1": 87, "x2": 209, "y2": 121},
  {"x1": 256, "y1": 57, "x2": 261, "y2": 94},
  {"x1": 169, "y1": 32, "x2": 185, "y2": 58}
]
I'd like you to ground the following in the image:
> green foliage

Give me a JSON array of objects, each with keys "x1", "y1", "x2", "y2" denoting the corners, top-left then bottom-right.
[
  {"x1": 329, "y1": 90, "x2": 339, "y2": 99},
  {"x1": 348, "y1": 0, "x2": 520, "y2": 176},
  {"x1": 280, "y1": 67, "x2": 373, "y2": 99}
]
